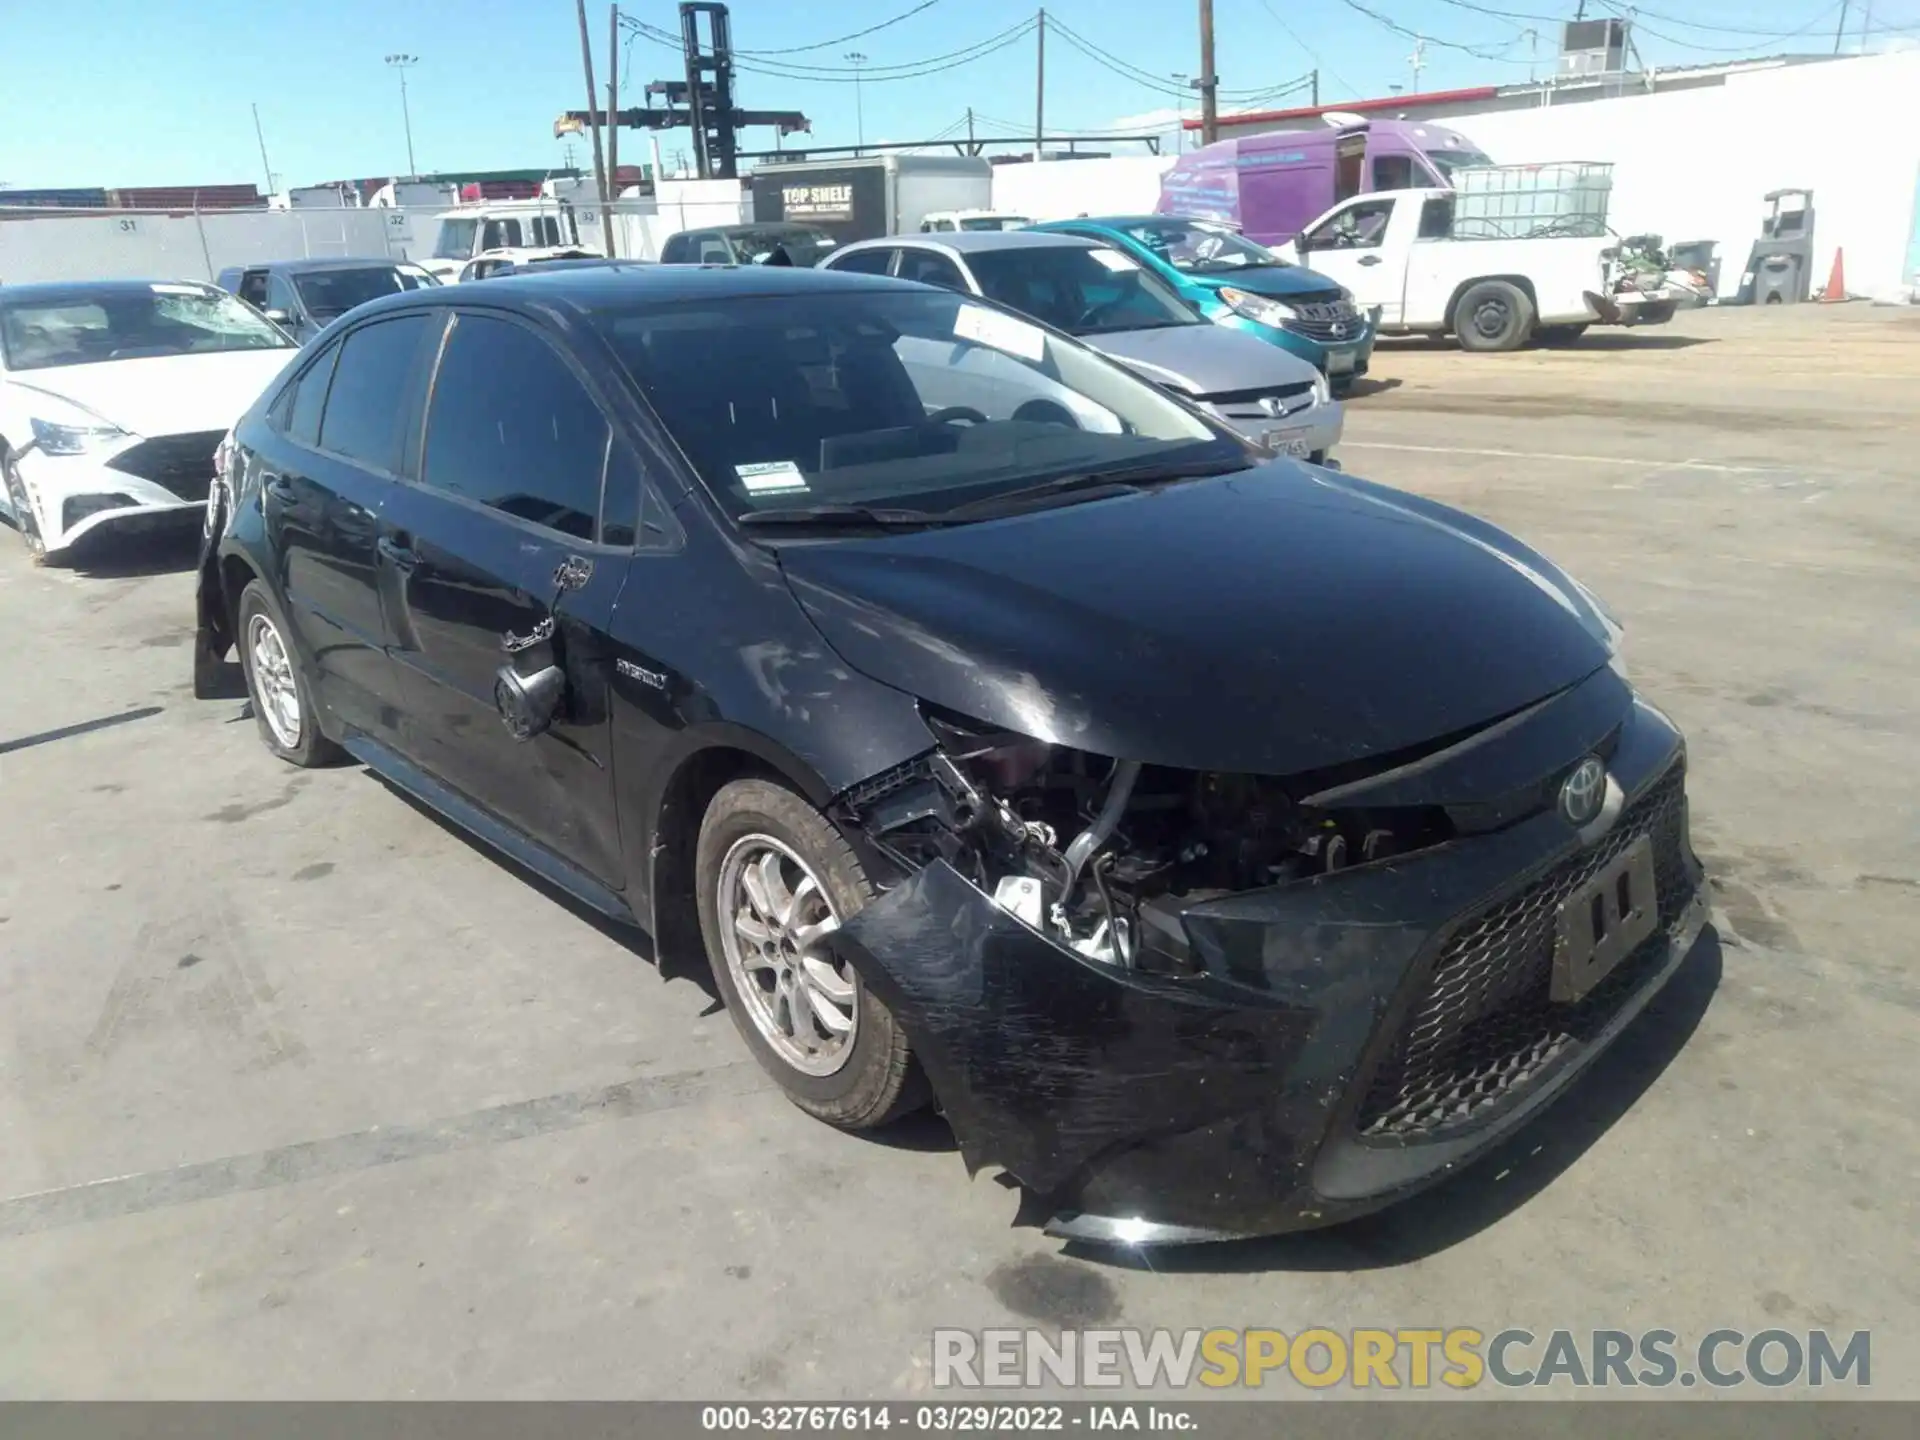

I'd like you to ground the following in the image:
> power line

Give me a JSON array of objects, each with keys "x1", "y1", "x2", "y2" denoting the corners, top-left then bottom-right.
[
  {"x1": 621, "y1": 13, "x2": 1038, "y2": 83},
  {"x1": 1048, "y1": 15, "x2": 1307, "y2": 100},
  {"x1": 1254, "y1": 0, "x2": 1362, "y2": 97},
  {"x1": 1595, "y1": 1, "x2": 1855, "y2": 52},
  {"x1": 1328, "y1": 0, "x2": 1540, "y2": 63},
  {"x1": 733, "y1": 1, "x2": 946, "y2": 56}
]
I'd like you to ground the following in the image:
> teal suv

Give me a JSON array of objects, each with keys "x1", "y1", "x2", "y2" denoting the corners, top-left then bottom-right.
[{"x1": 1029, "y1": 215, "x2": 1376, "y2": 391}]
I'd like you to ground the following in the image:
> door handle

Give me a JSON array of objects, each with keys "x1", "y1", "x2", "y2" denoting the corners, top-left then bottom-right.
[
  {"x1": 1358, "y1": 254, "x2": 1383, "y2": 266},
  {"x1": 377, "y1": 536, "x2": 419, "y2": 570}
]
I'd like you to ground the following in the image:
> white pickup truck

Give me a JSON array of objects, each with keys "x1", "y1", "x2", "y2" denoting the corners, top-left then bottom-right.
[
  {"x1": 1284, "y1": 188, "x2": 1676, "y2": 351},
  {"x1": 417, "y1": 202, "x2": 600, "y2": 284}
]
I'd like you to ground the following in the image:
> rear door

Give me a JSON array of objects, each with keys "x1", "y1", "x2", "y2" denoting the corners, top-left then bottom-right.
[
  {"x1": 376, "y1": 308, "x2": 628, "y2": 886},
  {"x1": 260, "y1": 313, "x2": 435, "y2": 737}
]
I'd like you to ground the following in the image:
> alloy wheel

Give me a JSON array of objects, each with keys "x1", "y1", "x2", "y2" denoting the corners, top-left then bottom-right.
[
  {"x1": 716, "y1": 835, "x2": 858, "y2": 1076},
  {"x1": 246, "y1": 612, "x2": 304, "y2": 749}
]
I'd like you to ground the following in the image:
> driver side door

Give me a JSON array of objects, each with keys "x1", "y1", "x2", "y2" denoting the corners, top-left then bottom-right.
[{"x1": 1294, "y1": 196, "x2": 1403, "y2": 323}]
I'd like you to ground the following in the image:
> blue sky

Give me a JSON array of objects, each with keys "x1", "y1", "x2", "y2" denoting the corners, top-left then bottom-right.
[{"x1": 1, "y1": 0, "x2": 1913, "y2": 189}]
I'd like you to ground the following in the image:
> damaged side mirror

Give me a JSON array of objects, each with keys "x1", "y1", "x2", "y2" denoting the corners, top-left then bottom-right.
[{"x1": 494, "y1": 659, "x2": 566, "y2": 741}]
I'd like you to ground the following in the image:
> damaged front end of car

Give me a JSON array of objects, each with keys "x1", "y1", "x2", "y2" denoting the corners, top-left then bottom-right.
[{"x1": 824, "y1": 675, "x2": 1708, "y2": 1244}]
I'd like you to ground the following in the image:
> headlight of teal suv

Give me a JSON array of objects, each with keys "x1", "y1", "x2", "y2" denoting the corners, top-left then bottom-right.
[
  {"x1": 30, "y1": 417, "x2": 128, "y2": 456},
  {"x1": 1217, "y1": 286, "x2": 1294, "y2": 328}
]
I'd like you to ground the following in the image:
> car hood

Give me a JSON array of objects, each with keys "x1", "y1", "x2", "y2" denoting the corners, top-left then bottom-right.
[
  {"x1": 6, "y1": 349, "x2": 298, "y2": 438},
  {"x1": 778, "y1": 464, "x2": 1615, "y2": 777},
  {"x1": 1183, "y1": 264, "x2": 1344, "y2": 300},
  {"x1": 1083, "y1": 323, "x2": 1319, "y2": 393}
]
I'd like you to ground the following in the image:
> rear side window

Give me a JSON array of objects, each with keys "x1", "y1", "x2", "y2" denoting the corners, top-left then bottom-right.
[
  {"x1": 285, "y1": 341, "x2": 340, "y2": 447},
  {"x1": 481, "y1": 217, "x2": 523, "y2": 250},
  {"x1": 660, "y1": 233, "x2": 693, "y2": 263},
  {"x1": 1418, "y1": 197, "x2": 1454, "y2": 240},
  {"x1": 896, "y1": 250, "x2": 966, "y2": 291},
  {"x1": 318, "y1": 314, "x2": 431, "y2": 472},
  {"x1": 828, "y1": 249, "x2": 895, "y2": 277},
  {"x1": 421, "y1": 314, "x2": 609, "y2": 542}
]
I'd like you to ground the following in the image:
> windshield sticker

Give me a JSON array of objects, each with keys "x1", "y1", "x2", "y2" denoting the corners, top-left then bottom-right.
[
  {"x1": 1088, "y1": 249, "x2": 1139, "y2": 272},
  {"x1": 736, "y1": 460, "x2": 810, "y2": 495},
  {"x1": 954, "y1": 304, "x2": 1046, "y2": 363}
]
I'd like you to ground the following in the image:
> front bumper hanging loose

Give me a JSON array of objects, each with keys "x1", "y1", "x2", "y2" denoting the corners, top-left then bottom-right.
[{"x1": 826, "y1": 700, "x2": 1706, "y2": 1244}]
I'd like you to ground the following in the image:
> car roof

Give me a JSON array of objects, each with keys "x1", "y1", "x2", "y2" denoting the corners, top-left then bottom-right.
[
  {"x1": 1039, "y1": 215, "x2": 1197, "y2": 229},
  {"x1": 0, "y1": 279, "x2": 222, "y2": 307},
  {"x1": 845, "y1": 230, "x2": 1102, "y2": 254},
  {"x1": 338, "y1": 262, "x2": 921, "y2": 322},
  {"x1": 711, "y1": 221, "x2": 832, "y2": 234},
  {"x1": 239, "y1": 258, "x2": 411, "y2": 275}
]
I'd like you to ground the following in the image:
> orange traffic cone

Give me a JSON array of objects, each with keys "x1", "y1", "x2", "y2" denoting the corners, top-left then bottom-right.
[{"x1": 1820, "y1": 248, "x2": 1847, "y2": 302}]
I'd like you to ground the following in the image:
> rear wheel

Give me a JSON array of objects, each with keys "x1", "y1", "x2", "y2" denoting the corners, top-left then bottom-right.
[
  {"x1": 1, "y1": 449, "x2": 48, "y2": 565},
  {"x1": 1453, "y1": 280, "x2": 1535, "y2": 353},
  {"x1": 235, "y1": 579, "x2": 343, "y2": 767},
  {"x1": 696, "y1": 777, "x2": 925, "y2": 1129}
]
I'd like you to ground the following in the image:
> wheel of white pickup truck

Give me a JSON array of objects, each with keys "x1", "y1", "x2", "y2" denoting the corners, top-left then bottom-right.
[
  {"x1": 1454, "y1": 280, "x2": 1535, "y2": 353},
  {"x1": 695, "y1": 777, "x2": 928, "y2": 1130}
]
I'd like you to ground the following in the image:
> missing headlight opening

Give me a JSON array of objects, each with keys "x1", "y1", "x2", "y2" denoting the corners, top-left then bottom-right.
[{"x1": 844, "y1": 708, "x2": 1454, "y2": 972}]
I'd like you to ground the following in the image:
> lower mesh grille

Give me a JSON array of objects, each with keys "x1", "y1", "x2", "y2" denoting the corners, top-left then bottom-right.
[
  {"x1": 106, "y1": 430, "x2": 224, "y2": 503},
  {"x1": 1356, "y1": 763, "x2": 1695, "y2": 1140}
]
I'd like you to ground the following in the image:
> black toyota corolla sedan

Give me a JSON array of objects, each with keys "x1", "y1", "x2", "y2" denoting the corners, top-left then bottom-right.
[{"x1": 193, "y1": 265, "x2": 1706, "y2": 1244}]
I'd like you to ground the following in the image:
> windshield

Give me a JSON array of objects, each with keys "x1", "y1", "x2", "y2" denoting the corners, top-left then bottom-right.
[
  {"x1": 960, "y1": 216, "x2": 1030, "y2": 231},
  {"x1": 293, "y1": 266, "x2": 416, "y2": 320},
  {"x1": 593, "y1": 288, "x2": 1241, "y2": 523},
  {"x1": 1425, "y1": 147, "x2": 1494, "y2": 181},
  {"x1": 0, "y1": 283, "x2": 295, "y2": 372},
  {"x1": 965, "y1": 246, "x2": 1200, "y2": 335},
  {"x1": 433, "y1": 218, "x2": 480, "y2": 260},
  {"x1": 1123, "y1": 219, "x2": 1289, "y2": 274},
  {"x1": 732, "y1": 229, "x2": 838, "y2": 266}
]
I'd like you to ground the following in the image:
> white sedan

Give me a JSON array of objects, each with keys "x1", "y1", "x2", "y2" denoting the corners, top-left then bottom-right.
[{"x1": 0, "y1": 280, "x2": 299, "y2": 563}]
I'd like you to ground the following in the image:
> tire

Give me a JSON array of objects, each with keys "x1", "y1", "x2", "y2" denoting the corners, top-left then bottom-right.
[
  {"x1": 1, "y1": 448, "x2": 49, "y2": 565},
  {"x1": 1453, "y1": 280, "x2": 1535, "y2": 353},
  {"x1": 1534, "y1": 323, "x2": 1589, "y2": 347},
  {"x1": 696, "y1": 777, "x2": 926, "y2": 1129},
  {"x1": 235, "y1": 579, "x2": 344, "y2": 767}
]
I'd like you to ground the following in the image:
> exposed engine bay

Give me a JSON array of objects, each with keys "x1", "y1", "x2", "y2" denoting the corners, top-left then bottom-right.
[{"x1": 843, "y1": 709, "x2": 1453, "y2": 972}]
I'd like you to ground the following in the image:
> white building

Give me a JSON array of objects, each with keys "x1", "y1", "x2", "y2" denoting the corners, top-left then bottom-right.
[{"x1": 1200, "y1": 49, "x2": 1920, "y2": 300}]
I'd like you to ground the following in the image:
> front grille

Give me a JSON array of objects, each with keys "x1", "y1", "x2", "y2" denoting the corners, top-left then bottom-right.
[
  {"x1": 1283, "y1": 304, "x2": 1364, "y2": 343},
  {"x1": 1196, "y1": 380, "x2": 1318, "y2": 419},
  {"x1": 1355, "y1": 763, "x2": 1695, "y2": 1141},
  {"x1": 105, "y1": 430, "x2": 224, "y2": 503}
]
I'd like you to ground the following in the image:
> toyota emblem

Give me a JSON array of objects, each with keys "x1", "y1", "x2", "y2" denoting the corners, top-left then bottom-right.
[{"x1": 1559, "y1": 757, "x2": 1607, "y2": 826}]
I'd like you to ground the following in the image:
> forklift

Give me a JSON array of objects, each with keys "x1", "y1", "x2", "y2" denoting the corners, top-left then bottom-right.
[{"x1": 1734, "y1": 189, "x2": 1815, "y2": 305}]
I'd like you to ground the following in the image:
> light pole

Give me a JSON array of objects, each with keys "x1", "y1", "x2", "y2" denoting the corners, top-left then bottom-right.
[
  {"x1": 846, "y1": 51, "x2": 867, "y2": 155},
  {"x1": 1171, "y1": 73, "x2": 1189, "y2": 152},
  {"x1": 385, "y1": 54, "x2": 419, "y2": 178}
]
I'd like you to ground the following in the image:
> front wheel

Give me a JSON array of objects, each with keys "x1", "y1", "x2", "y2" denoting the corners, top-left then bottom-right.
[
  {"x1": 2, "y1": 449, "x2": 48, "y2": 565},
  {"x1": 235, "y1": 579, "x2": 344, "y2": 767},
  {"x1": 695, "y1": 777, "x2": 926, "y2": 1129},
  {"x1": 1453, "y1": 280, "x2": 1535, "y2": 353}
]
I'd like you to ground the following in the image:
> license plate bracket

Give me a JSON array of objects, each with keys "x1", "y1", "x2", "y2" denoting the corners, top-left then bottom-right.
[
  {"x1": 1325, "y1": 349, "x2": 1356, "y2": 375},
  {"x1": 1552, "y1": 835, "x2": 1659, "y2": 1002}
]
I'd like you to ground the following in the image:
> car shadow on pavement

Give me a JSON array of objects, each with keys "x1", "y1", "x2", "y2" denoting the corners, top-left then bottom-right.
[
  {"x1": 1376, "y1": 333, "x2": 1717, "y2": 354},
  {"x1": 1339, "y1": 377, "x2": 1402, "y2": 400},
  {"x1": 66, "y1": 527, "x2": 202, "y2": 578},
  {"x1": 1066, "y1": 928, "x2": 1725, "y2": 1273}
]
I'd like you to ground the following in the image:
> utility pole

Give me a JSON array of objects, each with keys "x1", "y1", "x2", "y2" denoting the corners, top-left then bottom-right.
[
  {"x1": 966, "y1": 106, "x2": 976, "y2": 153},
  {"x1": 574, "y1": 0, "x2": 614, "y2": 255},
  {"x1": 1860, "y1": 0, "x2": 1874, "y2": 50},
  {"x1": 1311, "y1": 68, "x2": 1319, "y2": 106},
  {"x1": 1035, "y1": 9, "x2": 1047, "y2": 162},
  {"x1": 384, "y1": 55, "x2": 418, "y2": 178},
  {"x1": 606, "y1": 3, "x2": 620, "y2": 257},
  {"x1": 1524, "y1": 28, "x2": 1539, "y2": 83},
  {"x1": 1834, "y1": 0, "x2": 1850, "y2": 51},
  {"x1": 1198, "y1": 0, "x2": 1218, "y2": 146},
  {"x1": 1407, "y1": 37, "x2": 1427, "y2": 94},
  {"x1": 251, "y1": 102, "x2": 277, "y2": 197},
  {"x1": 847, "y1": 51, "x2": 867, "y2": 155}
]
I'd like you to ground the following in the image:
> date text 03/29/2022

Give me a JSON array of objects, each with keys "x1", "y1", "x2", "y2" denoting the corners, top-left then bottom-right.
[{"x1": 701, "y1": 1405, "x2": 1190, "y2": 1432}]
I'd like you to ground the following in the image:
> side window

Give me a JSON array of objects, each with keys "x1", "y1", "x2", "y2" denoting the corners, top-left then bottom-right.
[
  {"x1": 237, "y1": 270, "x2": 270, "y2": 308},
  {"x1": 266, "y1": 272, "x2": 299, "y2": 317},
  {"x1": 1417, "y1": 197, "x2": 1454, "y2": 240},
  {"x1": 1304, "y1": 198, "x2": 1394, "y2": 251},
  {"x1": 660, "y1": 233, "x2": 692, "y2": 264},
  {"x1": 896, "y1": 250, "x2": 966, "y2": 291},
  {"x1": 599, "y1": 442, "x2": 680, "y2": 551},
  {"x1": 481, "y1": 217, "x2": 523, "y2": 251},
  {"x1": 531, "y1": 216, "x2": 559, "y2": 246},
  {"x1": 283, "y1": 340, "x2": 341, "y2": 446},
  {"x1": 1372, "y1": 155, "x2": 1417, "y2": 192},
  {"x1": 318, "y1": 314, "x2": 431, "y2": 471},
  {"x1": 698, "y1": 234, "x2": 733, "y2": 264},
  {"x1": 828, "y1": 248, "x2": 895, "y2": 277},
  {"x1": 420, "y1": 314, "x2": 609, "y2": 542}
]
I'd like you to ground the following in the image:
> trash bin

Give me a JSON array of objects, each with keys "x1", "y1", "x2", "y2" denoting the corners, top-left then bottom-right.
[{"x1": 1750, "y1": 253, "x2": 1804, "y2": 305}]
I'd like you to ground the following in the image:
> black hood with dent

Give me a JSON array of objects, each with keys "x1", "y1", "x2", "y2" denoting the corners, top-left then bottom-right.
[{"x1": 776, "y1": 462, "x2": 1614, "y2": 778}]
